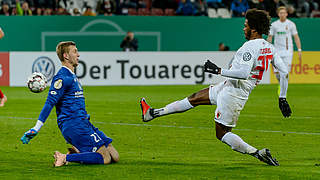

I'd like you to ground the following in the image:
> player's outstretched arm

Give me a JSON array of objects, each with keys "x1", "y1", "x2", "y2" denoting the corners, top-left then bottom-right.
[
  {"x1": 21, "y1": 76, "x2": 66, "y2": 144},
  {"x1": 21, "y1": 120, "x2": 43, "y2": 144},
  {"x1": 21, "y1": 103, "x2": 54, "y2": 144},
  {"x1": 204, "y1": 60, "x2": 221, "y2": 74},
  {"x1": 21, "y1": 126, "x2": 40, "y2": 144},
  {"x1": 204, "y1": 60, "x2": 251, "y2": 80}
]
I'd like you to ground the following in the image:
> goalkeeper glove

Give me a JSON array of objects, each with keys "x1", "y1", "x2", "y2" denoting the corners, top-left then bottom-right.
[
  {"x1": 279, "y1": 98, "x2": 292, "y2": 118},
  {"x1": 21, "y1": 128, "x2": 38, "y2": 144},
  {"x1": 204, "y1": 60, "x2": 221, "y2": 74}
]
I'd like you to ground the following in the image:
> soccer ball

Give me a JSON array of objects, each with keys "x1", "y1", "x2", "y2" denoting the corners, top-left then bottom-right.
[{"x1": 27, "y1": 72, "x2": 48, "y2": 93}]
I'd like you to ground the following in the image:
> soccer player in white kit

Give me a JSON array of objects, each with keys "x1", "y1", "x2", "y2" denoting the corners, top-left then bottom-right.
[
  {"x1": 267, "y1": 6, "x2": 302, "y2": 83},
  {"x1": 140, "y1": 9, "x2": 292, "y2": 166}
]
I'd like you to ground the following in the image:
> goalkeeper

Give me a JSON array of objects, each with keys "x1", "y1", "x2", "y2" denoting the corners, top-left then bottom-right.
[
  {"x1": 21, "y1": 41, "x2": 119, "y2": 167},
  {"x1": 140, "y1": 9, "x2": 291, "y2": 166}
]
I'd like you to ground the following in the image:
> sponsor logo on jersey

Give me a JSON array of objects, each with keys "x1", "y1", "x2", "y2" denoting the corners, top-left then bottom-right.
[
  {"x1": 243, "y1": 52, "x2": 252, "y2": 61},
  {"x1": 277, "y1": 31, "x2": 286, "y2": 35},
  {"x1": 54, "y1": 79, "x2": 63, "y2": 89},
  {"x1": 32, "y1": 56, "x2": 55, "y2": 81}
]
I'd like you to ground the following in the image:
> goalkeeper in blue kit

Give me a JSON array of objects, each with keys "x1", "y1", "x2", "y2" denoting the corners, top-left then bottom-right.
[{"x1": 21, "y1": 41, "x2": 119, "y2": 167}]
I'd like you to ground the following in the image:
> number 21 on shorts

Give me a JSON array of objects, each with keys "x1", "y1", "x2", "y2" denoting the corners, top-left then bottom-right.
[{"x1": 90, "y1": 132, "x2": 102, "y2": 143}]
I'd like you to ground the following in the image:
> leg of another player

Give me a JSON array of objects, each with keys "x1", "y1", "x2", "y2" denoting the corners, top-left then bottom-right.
[
  {"x1": 275, "y1": 72, "x2": 281, "y2": 82},
  {"x1": 274, "y1": 72, "x2": 281, "y2": 95},
  {"x1": 141, "y1": 88, "x2": 211, "y2": 121}
]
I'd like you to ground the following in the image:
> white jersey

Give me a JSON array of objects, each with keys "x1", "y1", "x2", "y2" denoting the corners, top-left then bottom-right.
[
  {"x1": 221, "y1": 38, "x2": 288, "y2": 98},
  {"x1": 269, "y1": 19, "x2": 298, "y2": 57},
  {"x1": 210, "y1": 38, "x2": 288, "y2": 127}
]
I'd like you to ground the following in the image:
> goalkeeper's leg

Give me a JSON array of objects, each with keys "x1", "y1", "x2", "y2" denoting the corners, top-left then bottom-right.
[
  {"x1": 140, "y1": 87, "x2": 213, "y2": 122},
  {"x1": 54, "y1": 144, "x2": 119, "y2": 167}
]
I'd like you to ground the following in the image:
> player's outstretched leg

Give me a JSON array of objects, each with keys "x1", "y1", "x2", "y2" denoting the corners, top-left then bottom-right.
[
  {"x1": 140, "y1": 97, "x2": 194, "y2": 122},
  {"x1": 140, "y1": 88, "x2": 211, "y2": 122}
]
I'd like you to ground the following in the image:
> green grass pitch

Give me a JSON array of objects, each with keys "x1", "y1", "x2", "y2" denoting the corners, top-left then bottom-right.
[{"x1": 0, "y1": 84, "x2": 320, "y2": 179}]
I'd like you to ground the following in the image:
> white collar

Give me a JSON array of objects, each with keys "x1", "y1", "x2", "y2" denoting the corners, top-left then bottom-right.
[{"x1": 62, "y1": 66, "x2": 75, "y2": 74}]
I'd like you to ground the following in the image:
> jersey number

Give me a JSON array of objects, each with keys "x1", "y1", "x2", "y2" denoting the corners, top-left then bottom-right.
[
  {"x1": 252, "y1": 55, "x2": 273, "y2": 80},
  {"x1": 90, "y1": 133, "x2": 102, "y2": 143}
]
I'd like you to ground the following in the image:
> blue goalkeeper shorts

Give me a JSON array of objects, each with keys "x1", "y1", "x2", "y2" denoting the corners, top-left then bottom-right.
[{"x1": 61, "y1": 120, "x2": 113, "y2": 153}]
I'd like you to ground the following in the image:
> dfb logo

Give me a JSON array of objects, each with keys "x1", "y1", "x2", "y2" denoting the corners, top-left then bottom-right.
[{"x1": 32, "y1": 56, "x2": 55, "y2": 81}]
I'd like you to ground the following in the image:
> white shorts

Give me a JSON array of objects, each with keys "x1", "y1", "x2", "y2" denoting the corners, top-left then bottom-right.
[
  {"x1": 209, "y1": 81, "x2": 248, "y2": 127},
  {"x1": 274, "y1": 55, "x2": 293, "y2": 73}
]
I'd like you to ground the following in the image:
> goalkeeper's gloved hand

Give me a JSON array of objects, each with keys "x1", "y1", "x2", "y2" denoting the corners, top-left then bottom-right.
[
  {"x1": 21, "y1": 128, "x2": 38, "y2": 144},
  {"x1": 204, "y1": 60, "x2": 221, "y2": 74},
  {"x1": 279, "y1": 98, "x2": 292, "y2": 118}
]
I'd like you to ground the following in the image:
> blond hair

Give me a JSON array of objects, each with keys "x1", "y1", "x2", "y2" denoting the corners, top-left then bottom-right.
[
  {"x1": 56, "y1": 41, "x2": 76, "y2": 62},
  {"x1": 277, "y1": 6, "x2": 287, "y2": 14}
]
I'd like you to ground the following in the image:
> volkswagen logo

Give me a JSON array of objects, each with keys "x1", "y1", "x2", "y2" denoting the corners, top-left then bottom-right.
[{"x1": 32, "y1": 56, "x2": 55, "y2": 81}]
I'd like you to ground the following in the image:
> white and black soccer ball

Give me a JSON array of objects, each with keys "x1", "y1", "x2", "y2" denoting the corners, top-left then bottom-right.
[{"x1": 27, "y1": 72, "x2": 48, "y2": 93}]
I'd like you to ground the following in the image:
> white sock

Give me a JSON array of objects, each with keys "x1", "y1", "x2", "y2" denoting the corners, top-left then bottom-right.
[
  {"x1": 279, "y1": 73, "x2": 289, "y2": 98},
  {"x1": 154, "y1": 97, "x2": 194, "y2": 117},
  {"x1": 221, "y1": 132, "x2": 257, "y2": 154}
]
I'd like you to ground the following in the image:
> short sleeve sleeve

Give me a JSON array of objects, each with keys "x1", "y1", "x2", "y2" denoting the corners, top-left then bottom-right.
[{"x1": 290, "y1": 22, "x2": 298, "y2": 35}]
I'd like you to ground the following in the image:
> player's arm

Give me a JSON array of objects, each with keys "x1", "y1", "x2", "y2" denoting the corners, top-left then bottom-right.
[
  {"x1": 0, "y1": 28, "x2": 4, "y2": 39},
  {"x1": 21, "y1": 77, "x2": 69, "y2": 144},
  {"x1": 267, "y1": 35, "x2": 273, "y2": 43},
  {"x1": 272, "y1": 53, "x2": 292, "y2": 117},
  {"x1": 293, "y1": 34, "x2": 302, "y2": 60},
  {"x1": 204, "y1": 47, "x2": 254, "y2": 79},
  {"x1": 267, "y1": 23, "x2": 275, "y2": 44},
  {"x1": 204, "y1": 60, "x2": 251, "y2": 79}
]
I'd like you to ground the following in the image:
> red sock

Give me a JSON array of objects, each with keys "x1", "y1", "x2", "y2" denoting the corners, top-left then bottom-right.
[{"x1": 0, "y1": 89, "x2": 4, "y2": 99}]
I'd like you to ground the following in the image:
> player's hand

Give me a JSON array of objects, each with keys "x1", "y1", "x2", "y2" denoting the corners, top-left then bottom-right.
[
  {"x1": 279, "y1": 98, "x2": 292, "y2": 118},
  {"x1": 21, "y1": 128, "x2": 38, "y2": 144},
  {"x1": 204, "y1": 60, "x2": 221, "y2": 74}
]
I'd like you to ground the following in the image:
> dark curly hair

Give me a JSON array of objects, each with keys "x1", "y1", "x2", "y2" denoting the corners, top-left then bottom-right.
[{"x1": 245, "y1": 9, "x2": 271, "y2": 36}]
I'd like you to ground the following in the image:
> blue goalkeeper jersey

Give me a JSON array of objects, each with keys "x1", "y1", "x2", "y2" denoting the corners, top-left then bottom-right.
[{"x1": 38, "y1": 66, "x2": 88, "y2": 129}]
